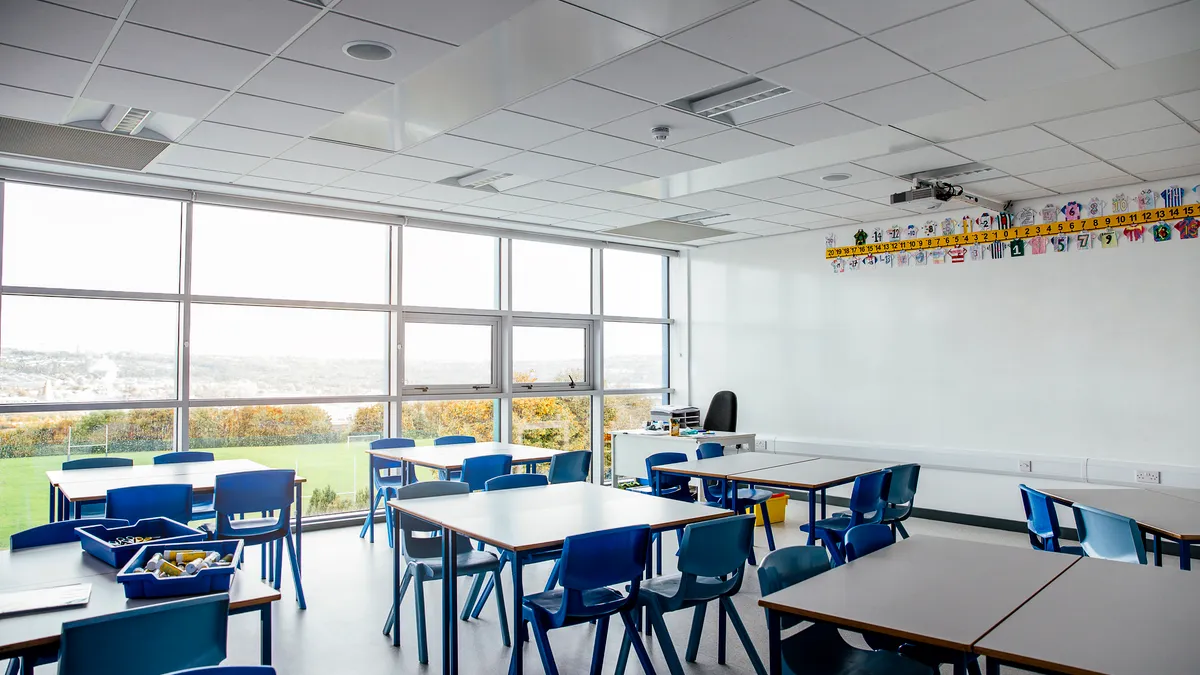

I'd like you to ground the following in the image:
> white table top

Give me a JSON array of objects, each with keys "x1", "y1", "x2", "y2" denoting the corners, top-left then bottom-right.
[{"x1": 367, "y1": 441, "x2": 562, "y2": 471}]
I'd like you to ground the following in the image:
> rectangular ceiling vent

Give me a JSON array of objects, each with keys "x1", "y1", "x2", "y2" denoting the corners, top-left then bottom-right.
[
  {"x1": 670, "y1": 78, "x2": 792, "y2": 126},
  {"x1": 454, "y1": 169, "x2": 513, "y2": 190},
  {"x1": 605, "y1": 220, "x2": 732, "y2": 243},
  {"x1": 101, "y1": 106, "x2": 152, "y2": 135},
  {"x1": 0, "y1": 116, "x2": 169, "y2": 171},
  {"x1": 672, "y1": 210, "x2": 730, "y2": 225}
]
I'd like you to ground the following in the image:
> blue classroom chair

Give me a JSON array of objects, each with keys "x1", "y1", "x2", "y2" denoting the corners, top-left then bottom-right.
[
  {"x1": 880, "y1": 464, "x2": 920, "y2": 539},
  {"x1": 521, "y1": 525, "x2": 658, "y2": 675},
  {"x1": 758, "y1": 547, "x2": 935, "y2": 675},
  {"x1": 639, "y1": 451, "x2": 696, "y2": 574},
  {"x1": 460, "y1": 454, "x2": 512, "y2": 492},
  {"x1": 61, "y1": 456, "x2": 132, "y2": 519},
  {"x1": 470, "y1": 474, "x2": 554, "y2": 620},
  {"x1": 154, "y1": 451, "x2": 217, "y2": 521},
  {"x1": 212, "y1": 469, "x2": 306, "y2": 609},
  {"x1": 615, "y1": 514, "x2": 764, "y2": 675},
  {"x1": 485, "y1": 473, "x2": 549, "y2": 491},
  {"x1": 57, "y1": 594, "x2": 230, "y2": 675},
  {"x1": 1073, "y1": 503, "x2": 1147, "y2": 564},
  {"x1": 547, "y1": 450, "x2": 591, "y2": 483},
  {"x1": 358, "y1": 437, "x2": 416, "y2": 547},
  {"x1": 106, "y1": 484, "x2": 194, "y2": 526},
  {"x1": 800, "y1": 470, "x2": 891, "y2": 566},
  {"x1": 696, "y1": 442, "x2": 777, "y2": 551},
  {"x1": 383, "y1": 481, "x2": 509, "y2": 663},
  {"x1": 166, "y1": 669, "x2": 276, "y2": 675},
  {"x1": 434, "y1": 435, "x2": 475, "y2": 480},
  {"x1": 843, "y1": 523, "x2": 895, "y2": 562},
  {"x1": 1019, "y1": 485, "x2": 1084, "y2": 555},
  {"x1": 10, "y1": 518, "x2": 128, "y2": 550}
]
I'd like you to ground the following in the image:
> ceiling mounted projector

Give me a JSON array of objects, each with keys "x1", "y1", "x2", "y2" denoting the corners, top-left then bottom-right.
[{"x1": 890, "y1": 181, "x2": 1008, "y2": 213}]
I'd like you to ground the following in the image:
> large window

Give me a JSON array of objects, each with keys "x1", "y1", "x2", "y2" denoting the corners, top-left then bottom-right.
[
  {"x1": 512, "y1": 323, "x2": 590, "y2": 390},
  {"x1": 402, "y1": 228, "x2": 497, "y2": 309},
  {"x1": 604, "y1": 249, "x2": 666, "y2": 319},
  {"x1": 403, "y1": 317, "x2": 498, "y2": 393},
  {"x1": 402, "y1": 399, "x2": 497, "y2": 444},
  {"x1": 604, "y1": 322, "x2": 667, "y2": 390},
  {"x1": 512, "y1": 240, "x2": 591, "y2": 314}
]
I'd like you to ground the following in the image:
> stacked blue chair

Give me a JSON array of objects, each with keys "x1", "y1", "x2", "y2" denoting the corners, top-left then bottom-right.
[
  {"x1": 547, "y1": 450, "x2": 591, "y2": 483},
  {"x1": 696, "y1": 442, "x2": 777, "y2": 552},
  {"x1": 1073, "y1": 503, "x2": 1147, "y2": 564},
  {"x1": 166, "y1": 668, "x2": 276, "y2": 675},
  {"x1": 358, "y1": 437, "x2": 416, "y2": 546},
  {"x1": 758, "y1": 547, "x2": 935, "y2": 675},
  {"x1": 614, "y1": 514, "x2": 764, "y2": 675},
  {"x1": 843, "y1": 523, "x2": 895, "y2": 562},
  {"x1": 57, "y1": 594, "x2": 230, "y2": 675},
  {"x1": 469, "y1": 474, "x2": 555, "y2": 620},
  {"x1": 434, "y1": 435, "x2": 475, "y2": 479},
  {"x1": 460, "y1": 454, "x2": 513, "y2": 492},
  {"x1": 880, "y1": 464, "x2": 920, "y2": 539},
  {"x1": 1019, "y1": 485, "x2": 1084, "y2": 555},
  {"x1": 801, "y1": 470, "x2": 891, "y2": 565},
  {"x1": 106, "y1": 483, "x2": 194, "y2": 526},
  {"x1": 520, "y1": 525, "x2": 658, "y2": 675},
  {"x1": 211, "y1": 469, "x2": 306, "y2": 609},
  {"x1": 154, "y1": 451, "x2": 217, "y2": 521},
  {"x1": 61, "y1": 456, "x2": 132, "y2": 519},
  {"x1": 639, "y1": 451, "x2": 696, "y2": 574},
  {"x1": 383, "y1": 481, "x2": 509, "y2": 662}
]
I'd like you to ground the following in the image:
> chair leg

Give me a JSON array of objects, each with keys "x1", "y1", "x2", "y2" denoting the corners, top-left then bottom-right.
[
  {"x1": 895, "y1": 521, "x2": 910, "y2": 539},
  {"x1": 819, "y1": 530, "x2": 846, "y2": 566},
  {"x1": 614, "y1": 623, "x2": 632, "y2": 675},
  {"x1": 718, "y1": 594, "x2": 727, "y2": 664},
  {"x1": 760, "y1": 503, "x2": 777, "y2": 551},
  {"x1": 261, "y1": 543, "x2": 267, "y2": 580},
  {"x1": 646, "y1": 606, "x2": 685, "y2": 675},
  {"x1": 284, "y1": 533, "x2": 307, "y2": 610},
  {"x1": 529, "y1": 619, "x2": 560, "y2": 675},
  {"x1": 619, "y1": 610, "x2": 658, "y2": 675},
  {"x1": 685, "y1": 603, "x2": 706, "y2": 662},
  {"x1": 461, "y1": 573, "x2": 485, "y2": 621},
  {"x1": 722, "y1": 596, "x2": 767, "y2": 675},
  {"x1": 414, "y1": 572, "x2": 429, "y2": 664},
  {"x1": 543, "y1": 557, "x2": 562, "y2": 592},
  {"x1": 273, "y1": 538, "x2": 283, "y2": 592},
  {"x1": 590, "y1": 615, "x2": 610, "y2": 675},
  {"x1": 472, "y1": 573, "x2": 496, "y2": 620},
  {"x1": 358, "y1": 489, "x2": 381, "y2": 540},
  {"x1": 383, "y1": 567, "x2": 413, "y2": 636},
  {"x1": 492, "y1": 566, "x2": 511, "y2": 647}
]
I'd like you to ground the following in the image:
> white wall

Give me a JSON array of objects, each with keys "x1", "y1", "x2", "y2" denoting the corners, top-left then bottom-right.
[{"x1": 688, "y1": 174, "x2": 1200, "y2": 522}]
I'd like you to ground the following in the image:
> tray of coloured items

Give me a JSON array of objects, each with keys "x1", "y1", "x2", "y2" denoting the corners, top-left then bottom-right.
[
  {"x1": 116, "y1": 539, "x2": 243, "y2": 599},
  {"x1": 75, "y1": 518, "x2": 208, "y2": 568}
]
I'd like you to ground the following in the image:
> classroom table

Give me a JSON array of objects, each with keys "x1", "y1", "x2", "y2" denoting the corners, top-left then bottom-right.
[
  {"x1": 366, "y1": 441, "x2": 562, "y2": 483},
  {"x1": 610, "y1": 430, "x2": 757, "y2": 481},
  {"x1": 387, "y1": 481, "x2": 730, "y2": 675},
  {"x1": 976, "y1": 555, "x2": 1200, "y2": 675},
  {"x1": 757, "y1": 536, "x2": 1079, "y2": 675},
  {"x1": 1038, "y1": 487, "x2": 1200, "y2": 570},
  {"x1": 731, "y1": 458, "x2": 892, "y2": 545},
  {"x1": 45, "y1": 459, "x2": 308, "y2": 569},
  {"x1": 0, "y1": 542, "x2": 280, "y2": 670}
]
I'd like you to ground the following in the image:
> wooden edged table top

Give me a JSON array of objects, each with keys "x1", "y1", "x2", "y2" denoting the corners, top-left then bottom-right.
[
  {"x1": 388, "y1": 481, "x2": 729, "y2": 552},
  {"x1": 55, "y1": 463, "x2": 306, "y2": 503},
  {"x1": 757, "y1": 536, "x2": 1079, "y2": 652},
  {"x1": 47, "y1": 458, "x2": 268, "y2": 488},
  {"x1": 974, "y1": 556, "x2": 1200, "y2": 675},
  {"x1": 1038, "y1": 487, "x2": 1200, "y2": 541},
  {"x1": 367, "y1": 441, "x2": 563, "y2": 471},
  {"x1": 651, "y1": 452, "x2": 814, "y2": 480},
  {"x1": 733, "y1": 457, "x2": 893, "y2": 491}
]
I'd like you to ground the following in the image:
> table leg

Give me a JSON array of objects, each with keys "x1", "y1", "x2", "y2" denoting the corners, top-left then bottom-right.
[
  {"x1": 510, "y1": 553, "x2": 525, "y2": 675},
  {"x1": 392, "y1": 512, "x2": 402, "y2": 647},
  {"x1": 1180, "y1": 542, "x2": 1191, "y2": 571},
  {"x1": 732, "y1": 483, "x2": 754, "y2": 566},
  {"x1": 767, "y1": 609, "x2": 781, "y2": 675},
  {"x1": 985, "y1": 657, "x2": 1000, "y2": 675},
  {"x1": 260, "y1": 604, "x2": 273, "y2": 665},
  {"x1": 47, "y1": 483, "x2": 54, "y2": 523},
  {"x1": 820, "y1": 489, "x2": 827, "y2": 519},
  {"x1": 806, "y1": 489, "x2": 816, "y2": 546},
  {"x1": 367, "y1": 456, "x2": 375, "y2": 543},
  {"x1": 73, "y1": 501, "x2": 81, "y2": 520},
  {"x1": 1154, "y1": 535, "x2": 1162, "y2": 567},
  {"x1": 294, "y1": 481, "x2": 303, "y2": 572}
]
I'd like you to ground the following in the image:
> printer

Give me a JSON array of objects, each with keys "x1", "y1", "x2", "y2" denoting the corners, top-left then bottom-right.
[{"x1": 650, "y1": 404, "x2": 701, "y2": 429}]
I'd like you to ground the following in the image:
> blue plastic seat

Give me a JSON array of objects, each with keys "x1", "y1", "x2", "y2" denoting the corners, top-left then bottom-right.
[
  {"x1": 62, "y1": 457, "x2": 132, "y2": 519},
  {"x1": 758, "y1": 547, "x2": 935, "y2": 675},
  {"x1": 637, "y1": 451, "x2": 695, "y2": 502},
  {"x1": 800, "y1": 470, "x2": 891, "y2": 566},
  {"x1": 434, "y1": 435, "x2": 476, "y2": 445},
  {"x1": 1073, "y1": 503, "x2": 1147, "y2": 564},
  {"x1": 520, "y1": 524, "x2": 658, "y2": 675},
  {"x1": 881, "y1": 464, "x2": 920, "y2": 539},
  {"x1": 485, "y1": 473, "x2": 549, "y2": 491},
  {"x1": 166, "y1": 668, "x2": 276, "y2": 675},
  {"x1": 844, "y1": 523, "x2": 895, "y2": 562},
  {"x1": 57, "y1": 594, "x2": 230, "y2": 675},
  {"x1": 469, "y1": 474, "x2": 558, "y2": 621},
  {"x1": 460, "y1": 453, "x2": 512, "y2": 492},
  {"x1": 358, "y1": 437, "x2": 416, "y2": 547},
  {"x1": 1019, "y1": 485, "x2": 1085, "y2": 555},
  {"x1": 696, "y1": 442, "x2": 777, "y2": 553},
  {"x1": 106, "y1": 483, "x2": 194, "y2": 526},
  {"x1": 10, "y1": 518, "x2": 128, "y2": 550},
  {"x1": 382, "y1": 481, "x2": 509, "y2": 663},
  {"x1": 547, "y1": 450, "x2": 591, "y2": 483},
  {"x1": 212, "y1": 469, "x2": 306, "y2": 609},
  {"x1": 615, "y1": 514, "x2": 764, "y2": 675},
  {"x1": 153, "y1": 451, "x2": 217, "y2": 521}
]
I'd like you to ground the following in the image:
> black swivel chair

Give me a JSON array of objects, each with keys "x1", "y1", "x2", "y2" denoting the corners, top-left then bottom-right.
[{"x1": 703, "y1": 391, "x2": 737, "y2": 432}]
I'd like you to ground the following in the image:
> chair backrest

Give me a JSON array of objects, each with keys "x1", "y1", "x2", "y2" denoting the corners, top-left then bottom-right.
[
  {"x1": 703, "y1": 391, "x2": 737, "y2": 432},
  {"x1": 675, "y1": 515, "x2": 755, "y2": 600},
  {"x1": 369, "y1": 437, "x2": 415, "y2": 472},
  {"x1": 62, "y1": 457, "x2": 132, "y2": 471},
  {"x1": 547, "y1": 450, "x2": 591, "y2": 484},
  {"x1": 213, "y1": 469, "x2": 296, "y2": 539},
  {"x1": 846, "y1": 470, "x2": 892, "y2": 527},
  {"x1": 844, "y1": 523, "x2": 895, "y2": 562},
  {"x1": 884, "y1": 464, "x2": 920, "y2": 508},
  {"x1": 165, "y1": 668, "x2": 277, "y2": 675},
  {"x1": 757, "y1": 546, "x2": 831, "y2": 630},
  {"x1": 153, "y1": 451, "x2": 215, "y2": 465},
  {"x1": 695, "y1": 443, "x2": 726, "y2": 504},
  {"x1": 1073, "y1": 504, "x2": 1147, "y2": 564},
  {"x1": 10, "y1": 519, "x2": 129, "y2": 550},
  {"x1": 644, "y1": 451, "x2": 690, "y2": 491},
  {"x1": 461, "y1": 454, "x2": 512, "y2": 491},
  {"x1": 1019, "y1": 484, "x2": 1068, "y2": 552},
  {"x1": 392, "y1": 481, "x2": 472, "y2": 561},
  {"x1": 58, "y1": 594, "x2": 229, "y2": 675},
  {"x1": 485, "y1": 473, "x2": 549, "y2": 491},
  {"x1": 552, "y1": 524, "x2": 651, "y2": 627},
  {"x1": 435, "y1": 435, "x2": 475, "y2": 446},
  {"x1": 106, "y1": 484, "x2": 194, "y2": 525}
]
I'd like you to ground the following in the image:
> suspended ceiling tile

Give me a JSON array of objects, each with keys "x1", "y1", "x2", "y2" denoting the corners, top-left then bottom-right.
[
  {"x1": 1079, "y1": 124, "x2": 1200, "y2": 160},
  {"x1": 785, "y1": 162, "x2": 891, "y2": 187},
  {"x1": 834, "y1": 75, "x2": 982, "y2": 126},
  {"x1": 723, "y1": 177, "x2": 814, "y2": 200},
  {"x1": 1019, "y1": 162, "x2": 1129, "y2": 188},
  {"x1": 535, "y1": 131, "x2": 653, "y2": 164},
  {"x1": 128, "y1": 0, "x2": 320, "y2": 53},
  {"x1": 444, "y1": 204, "x2": 513, "y2": 218},
  {"x1": 874, "y1": 0, "x2": 1064, "y2": 71},
  {"x1": 1078, "y1": 1, "x2": 1200, "y2": 68},
  {"x1": 249, "y1": 158, "x2": 352, "y2": 184},
  {"x1": 1163, "y1": 90, "x2": 1200, "y2": 121},
  {"x1": 555, "y1": 166, "x2": 652, "y2": 190},
  {"x1": 310, "y1": 186, "x2": 390, "y2": 202},
  {"x1": 158, "y1": 145, "x2": 267, "y2": 173},
  {"x1": 812, "y1": 199, "x2": 902, "y2": 218},
  {"x1": 578, "y1": 43, "x2": 743, "y2": 104},
  {"x1": 0, "y1": 45, "x2": 92, "y2": 97},
  {"x1": 1038, "y1": 101, "x2": 1183, "y2": 142},
  {"x1": 207, "y1": 94, "x2": 341, "y2": 137},
  {"x1": 941, "y1": 38, "x2": 1112, "y2": 101},
  {"x1": 525, "y1": 202, "x2": 607, "y2": 220},
  {"x1": 743, "y1": 104, "x2": 877, "y2": 146},
  {"x1": 403, "y1": 183, "x2": 490, "y2": 204},
  {"x1": 361, "y1": 154, "x2": 469, "y2": 181},
  {"x1": 594, "y1": 107, "x2": 726, "y2": 148},
  {"x1": 330, "y1": 172, "x2": 424, "y2": 195},
  {"x1": 455, "y1": 110, "x2": 579, "y2": 149},
  {"x1": 772, "y1": 190, "x2": 859, "y2": 209},
  {"x1": 83, "y1": 66, "x2": 226, "y2": 118},
  {"x1": 486, "y1": 151, "x2": 591, "y2": 180},
  {"x1": 0, "y1": 1, "x2": 114, "y2": 62},
  {"x1": 181, "y1": 122, "x2": 301, "y2": 157},
  {"x1": 404, "y1": 134, "x2": 520, "y2": 166},
  {"x1": 52, "y1": 0, "x2": 129, "y2": 18},
  {"x1": 234, "y1": 175, "x2": 321, "y2": 192},
  {"x1": 754, "y1": 224, "x2": 805, "y2": 236},
  {"x1": 940, "y1": 126, "x2": 1066, "y2": 161},
  {"x1": 801, "y1": 0, "x2": 968, "y2": 33},
  {"x1": 505, "y1": 181, "x2": 598, "y2": 202},
  {"x1": 718, "y1": 218, "x2": 782, "y2": 233},
  {"x1": 579, "y1": 212, "x2": 656, "y2": 227},
  {"x1": 282, "y1": 12, "x2": 454, "y2": 84},
  {"x1": 670, "y1": 0, "x2": 855, "y2": 73},
  {"x1": 151, "y1": 164, "x2": 241, "y2": 183},
  {"x1": 607, "y1": 149, "x2": 714, "y2": 177},
  {"x1": 702, "y1": 231, "x2": 757, "y2": 243},
  {"x1": 856, "y1": 145, "x2": 967, "y2": 176},
  {"x1": 279, "y1": 139, "x2": 392, "y2": 170},
  {"x1": 1049, "y1": 176, "x2": 1143, "y2": 195},
  {"x1": 333, "y1": 0, "x2": 534, "y2": 45},
  {"x1": 566, "y1": 0, "x2": 746, "y2": 36},
  {"x1": 1029, "y1": 0, "x2": 1180, "y2": 31},
  {"x1": 241, "y1": 59, "x2": 390, "y2": 113},
  {"x1": 0, "y1": 84, "x2": 73, "y2": 124},
  {"x1": 987, "y1": 145, "x2": 1099, "y2": 175},
  {"x1": 501, "y1": 213, "x2": 570, "y2": 225},
  {"x1": 795, "y1": 217, "x2": 856, "y2": 230},
  {"x1": 1111, "y1": 145, "x2": 1200, "y2": 175},
  {"x1": 1136, "y1": 163, "x2": 1200, "y2": 182},
  {"x1": 669, "y1": 129, "x2": 790, "y2": 162},
  {"x1": 620, "y1": 201, "x2": 702, "y2": 219},
  {"x1": 104, "y1": 24, "x2": 266, "y2": 90},
  {"x1": 665, "y1": 190, "x2": 754, "y2": 210},
  {"x1": 570, "y1": 191, "x2": 656, "y2": 210},
  {"x1": 508, "y1": 80, "x2": 654, "y2": 130},
  {"x1": 720, "y1": 201, "x2": 795, "y2": 218},
  {"x1": 760, "y1": 209, "x2": 844, "y2": 225},
  {"x1": 555, "y1": 220, "x2": 611, "y2": 232},
  {"x1": 833, "y1": 177, "x2": 915, "y2": 199},
  {"x1": 762, "y1": 39, "x2": 924, "y2": 102},
  {"x1": 468, "y1": 193, "x2": 554, "y2": 212},
  {"x1": 381, "y1": 195, "x2": 451, "y2": 210},
  {"x1": 964, "y1": 176, "x2": 1040, "y2": 198}
]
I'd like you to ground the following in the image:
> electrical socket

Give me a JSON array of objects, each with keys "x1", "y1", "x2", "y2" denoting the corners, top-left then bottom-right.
[
  {"x1": 1135, "y1": 470, "x2": 1161, "y2": 484},
  {"x1": 1018, "y1": 460, "x2": 1032, "y2": 473},
  {"x1": 754, "y1": 440, "x2": 769, "y2": 452}
]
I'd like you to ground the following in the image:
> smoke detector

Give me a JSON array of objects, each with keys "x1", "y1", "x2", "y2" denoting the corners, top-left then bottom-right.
[{"x1": 651, "y1": 126, "x2": 670, "y2": 143}]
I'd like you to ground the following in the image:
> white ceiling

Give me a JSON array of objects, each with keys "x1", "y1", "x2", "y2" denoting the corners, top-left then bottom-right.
[{"x1": 1, "y1": 0, "x2": 1199, "y2": 246}]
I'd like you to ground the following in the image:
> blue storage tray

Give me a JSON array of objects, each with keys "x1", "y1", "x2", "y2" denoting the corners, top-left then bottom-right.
[
  {"x1": 116, "y1": 539, "x2": 243, "y2": 599},
  {"x1": 76, "y1": 518, "x2": 207, "y2": 568}
]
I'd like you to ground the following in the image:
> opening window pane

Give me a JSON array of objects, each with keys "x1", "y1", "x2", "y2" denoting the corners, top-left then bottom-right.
[
  {"x1": 1, "y1": 183, "x2": 182, "y2": 293},
  {"x1": 402, "y1": 228, "x2": 497, "y2": 309},
  {"x1": 403, "y1": 322, "x2": 494, "y2": 389},
  {"x1": 604, "y1": 250, "x2": 666, "y2": 318},
  {"x1": 0, "y1": 296, "x2": 178, "y2": 402},
  {"x1": 511, "y1": 240, "x2": 590, "y2": 314},
  {"x1": 190, "y1": 304, "x2": 388, "y2": 399},
  {"x1": 513, "y1": 396, "x2": 590, "y2": 453},
  {"x1": 402, "y1": 399, "x2": 497, "y2": 444},
  {"x1": 512, "y1": 326, "x2": 587, "y2": 387},
  {"x1": 603, "y1": 394, "x2": 663, "y2": 485},
  {"x1": 191, "y1": 205, "x2": 390, "y2": 303},
  {"x1": 603, "y1": 322, "x2": 666, "y2": 390}
]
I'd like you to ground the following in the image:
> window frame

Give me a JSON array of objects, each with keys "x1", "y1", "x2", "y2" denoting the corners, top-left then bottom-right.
[
  {"x1": 400, "y1": 311, "x2": 503, "y2": 397},
  {"x1": 510, "y1": 317, "x2": 594, "y2": 393}
]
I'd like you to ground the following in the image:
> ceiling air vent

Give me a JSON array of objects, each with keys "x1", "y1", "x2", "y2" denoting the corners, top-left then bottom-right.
[
  {"x1": 101, "y1": 106, "x2": 152, "y2": 135},
  {"x1": 456, "y1": 170, "x2": 513, "y2": 189},
  {"x1": 673, "y1": 210, "x2": 730, "y2": 225},
  {"x1": 0, "y1": 116, "x2": 169, "y2": 170},
  {"x1": 670, "y1": 77, "x2": 796, "y2": 126}
]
